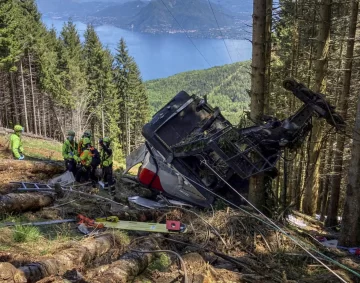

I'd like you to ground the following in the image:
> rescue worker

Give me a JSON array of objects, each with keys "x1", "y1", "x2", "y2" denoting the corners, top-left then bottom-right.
[
  {"x1": 89, "y1": 142, "x2": 101, "y2": 188},
  {"x1": 10, "y1": 125, "x2": 24, "y2": 160},
  {"x1": 75, "y1": 137, "x2": 92, "y2": 183},
  {"x1": 62, "y1": 130, "x2": 78, "y2": 176},
  {"x1": 78, "y1": 130, "x2": 92, "y2": 155},
  {"x1": 99, "y1": 137, "x2": 115, "y2": 196}
]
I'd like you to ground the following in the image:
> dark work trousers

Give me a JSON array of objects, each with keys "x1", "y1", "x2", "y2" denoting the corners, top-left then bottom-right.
[
  {"x1": 90, "y1": 165, "x2": 98, "y2": 188},
  {"x1": 65, "y1": 159, "x2": 77, "y2": 176},
  {"x1": 76, "y1": 166, "x2": 91, "y2": 183},
  {"x1": 103, "y1": 165, "x2": 115, "y2": 194}
]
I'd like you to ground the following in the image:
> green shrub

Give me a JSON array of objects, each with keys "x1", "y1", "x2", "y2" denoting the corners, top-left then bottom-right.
[
  {"x1": 148, "y1": 253, "x2": 171, "y2": 272},
  {"x1": 12, "y1": 226, "x2": 41, "y2": 243}
]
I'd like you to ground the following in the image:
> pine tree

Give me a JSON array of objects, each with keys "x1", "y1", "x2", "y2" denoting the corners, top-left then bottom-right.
[
  {"x1": 58, "y1": 21, "x2": 87, "y2": 137},
  {"x1": 113, "y1": 38, "x2": 148, "y2": 156}
]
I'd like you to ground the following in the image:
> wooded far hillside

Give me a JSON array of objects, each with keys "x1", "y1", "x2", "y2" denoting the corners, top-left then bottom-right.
[{"x1": 145, "y1": 61, "x2": 251, "y2": 125}]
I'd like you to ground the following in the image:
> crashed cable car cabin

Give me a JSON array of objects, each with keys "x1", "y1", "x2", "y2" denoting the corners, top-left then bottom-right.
[{"x1": 126, "y1": 79, "x2": 344, "y2": 208}]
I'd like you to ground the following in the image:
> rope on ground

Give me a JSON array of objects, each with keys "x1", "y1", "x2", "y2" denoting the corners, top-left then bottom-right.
[{"x1": 176, "y1": 168, "x2": 358, "y2": 282}]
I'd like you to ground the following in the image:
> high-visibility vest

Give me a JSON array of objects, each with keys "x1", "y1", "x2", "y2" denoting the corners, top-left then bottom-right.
[{"x1": 101, "y1": 147, "x2": 113, "y2": 167}]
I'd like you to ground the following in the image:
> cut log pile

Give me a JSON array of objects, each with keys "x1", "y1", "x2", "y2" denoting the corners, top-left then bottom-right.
[
  {"x1": 0, "y1": 193, "x2": 54, "y2": 214},
  {"x1": 0, "y1": 160, "x2": 63, "y2": 174},
  {"x1": 19, "y1": 234, "x2": 118, "y2": 283}
]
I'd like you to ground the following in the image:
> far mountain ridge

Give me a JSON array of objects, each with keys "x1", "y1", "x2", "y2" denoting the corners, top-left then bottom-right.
[
  {"x1": 36, "y1": 0, "x2": 252, "y2": 39},
  {"x1": 129, "y1": 0, "x2": 234, "y2": 31}
]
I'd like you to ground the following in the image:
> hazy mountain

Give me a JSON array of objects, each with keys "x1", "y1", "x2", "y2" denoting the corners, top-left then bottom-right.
[
  {"x1": 211, "y1": 0, "x2": 253, "y2": 13},
  {"x1": 130, "y1": 0, "x2": 234, "y2": 31},
  {"x1": 91, "y1": 0, "x2": 147, "y2": 25},
  {"x1": 36, "y1": 0, "x2": 115, "y2": 17},
  {"x1": 36, "y1": 0, "x2": 251, "y2": 38}
]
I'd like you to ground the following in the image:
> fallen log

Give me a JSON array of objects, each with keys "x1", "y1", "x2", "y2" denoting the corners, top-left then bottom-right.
[
  {"x1": 0, "y1": 160, "x2": 63, "y2": 173},
  {"x1": 87, "y1": 238, "x2": 157, "y2": 283},
  {"x1": 19, "y1": 234, "x2": 117, "y2": 283},
  {"x1": 0, "y1": 193, "x2": 54, "y2": 214},
  {"x1": 0, "y1": 262, "x2": 27, "y2": 283}
]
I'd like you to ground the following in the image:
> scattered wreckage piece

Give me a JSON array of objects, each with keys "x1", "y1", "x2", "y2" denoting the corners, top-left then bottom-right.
[
  {"x1": 125, "y1": 79, "x2": 345, "y2": 208},
  {"x1": 19, "y1": 234, "x2": 117, "y2": 283},
  {"x1": 128, "y1": 195, "x2": 193, "y2": 209},
  {"x1": 47, "y1": 171, "x2": 75, "y2": 187},
  {"x1": 0, "y1": 193, "x2": 54, "y2": 214}
]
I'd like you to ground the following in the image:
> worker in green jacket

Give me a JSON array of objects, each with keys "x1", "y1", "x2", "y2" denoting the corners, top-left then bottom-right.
[
  {"x1": 10, "y1": 125, "x2": 24, "y2": 160},
  {"x1": 62, "y1": 130, "x2": 78, "y2": 176},
  {"x1": 99, "y1": 137, "x2": 115, "y2": 195},
  {"x1": 75, "y1": 137, "x2": 93, "y2": 183}
]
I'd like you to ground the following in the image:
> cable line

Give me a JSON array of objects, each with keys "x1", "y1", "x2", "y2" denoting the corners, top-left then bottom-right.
[
  {"x1": 206, "y1": 0, "x2": 234, "y2": 63},
  {"x1": 159, "y1": 0, "x2": 212, "y2": 67}
]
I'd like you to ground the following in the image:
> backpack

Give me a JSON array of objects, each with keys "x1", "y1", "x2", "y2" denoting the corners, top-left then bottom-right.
[{"x1": 90, "y1": 147, "x2": 101, "y2": 167}]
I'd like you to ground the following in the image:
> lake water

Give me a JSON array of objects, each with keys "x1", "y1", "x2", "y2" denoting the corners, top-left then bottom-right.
[{"x1": 42, "y1": 17, "x2": 252, "y2": 81}]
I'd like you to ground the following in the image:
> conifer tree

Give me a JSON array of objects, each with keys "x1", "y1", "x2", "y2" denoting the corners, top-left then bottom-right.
[
  {"x1": 58, "y1": 21, "x2": 87, "y2": 136},
  {"x1": 113, "y1": 38, "x2": 148, "y2": 156}
]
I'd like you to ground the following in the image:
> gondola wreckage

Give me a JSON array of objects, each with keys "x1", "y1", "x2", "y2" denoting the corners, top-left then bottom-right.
[
  {"x1": 6, "y1": 79, "x2": 345, "y2": 235},
  {"x1": 125, "y1": 79, "x2": 345, "y2": 207}
]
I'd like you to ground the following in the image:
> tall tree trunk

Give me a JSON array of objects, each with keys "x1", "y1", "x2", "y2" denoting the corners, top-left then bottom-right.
[
  {"x1": 320, "y1": 135, "x2": 334, "y2": 221},
  {"x1": 248, "y1": 0, "x2": 267, "y2": 211},
  {"x1": 42, "y1": 94, "x2": 47, "y2": 137},
  {"x1": 28, "y1": 54, "x2": 37, "y2": 135},
  {"x1": 302, "y1": 0, "x2": 331, "y2": 216},
  {"x1": 263, "y1": 0, "x2": 272, "y2": 114},
  {"x1": 10, "y1": 72, "x2": 19, "y2": 124},
  {"x1": 20, "y1": 60, "x2": 29, "y2": 132},
  {"x1": 326, "y1": 0, "x2": 358, "y2": 228},
  {"x1": 339, "y1": 62, "x2": 360, "y2": 247},
  {"x1": 316, "y1": 146, "x2": 327, "y2": 213}
]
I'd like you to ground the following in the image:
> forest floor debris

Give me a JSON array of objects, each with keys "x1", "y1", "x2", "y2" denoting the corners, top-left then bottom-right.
[{"x1": 0, "y1": 153, "x2": 359, "y2": 282}]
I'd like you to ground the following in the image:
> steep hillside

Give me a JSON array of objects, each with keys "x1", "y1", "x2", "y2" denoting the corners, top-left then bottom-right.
[
  {"x1": 131, "y1": 0, "x2": 234, "y2": 31},
  {"x1": 36, "y1": 0, "x2": 115, "y2": 17},
  {"x1": 211, "y1": 0, "x2": 253, "y2": 14},
  {"x1": 145, "y1": 61, "x2": 250, "y2": 125},
  {"x1": 91, "y1": 0, "x2": 147, "y2": 21}
]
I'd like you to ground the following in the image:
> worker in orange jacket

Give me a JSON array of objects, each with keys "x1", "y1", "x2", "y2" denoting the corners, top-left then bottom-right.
[{"x1": 75, "y1": 137, "x2": 92, "y2": 183}]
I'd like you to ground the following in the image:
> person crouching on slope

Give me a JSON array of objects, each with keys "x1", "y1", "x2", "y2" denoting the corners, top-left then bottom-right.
[
  {"x1": 10, "y1": 125, "x2": 24, "y2": 160},
  {"x1": 62, "y1": 130, "x2": 78, "y2": 176},
  {"x1": 100, "y1": 137, "x2": 116, "y2": 196},
  {"x1": 76, "y1": 137, "x2": 92, "y2": 183}
]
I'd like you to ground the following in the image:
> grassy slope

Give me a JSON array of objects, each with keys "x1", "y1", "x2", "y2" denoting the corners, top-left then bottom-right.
[
  {"x1": 0, "y1": 134, "x2": 62, "y2": 161},
  {"x1": 145, "y1": 61, "x2": 251, "y2": 125}
]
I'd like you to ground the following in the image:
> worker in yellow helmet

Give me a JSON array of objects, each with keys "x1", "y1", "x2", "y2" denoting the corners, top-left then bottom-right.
[
  {"x1": 78, "y1": 130, "x2": 92, "y2": 156},
  {"x1": 62, "y1": 130, "x2": 78, "y2": 176},
  {"x1": 10, "y1": 125, "x2": 24, "y2": 160},
  {"x1": 75, "y1": 137, "x2": 92, "y2": 183}
]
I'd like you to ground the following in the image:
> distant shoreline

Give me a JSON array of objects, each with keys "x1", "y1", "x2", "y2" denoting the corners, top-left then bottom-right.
[{"x1": 43, "y1": 15, "x2": 251, "y2": 40}]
